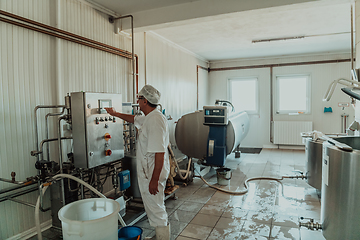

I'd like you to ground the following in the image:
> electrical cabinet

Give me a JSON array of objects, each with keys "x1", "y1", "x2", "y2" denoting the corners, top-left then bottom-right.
[{"x1": 71, "y1": 92, "x2": 124, "y2": 168}]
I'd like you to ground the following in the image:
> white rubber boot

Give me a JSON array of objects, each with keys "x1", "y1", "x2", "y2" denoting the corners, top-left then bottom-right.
[
  {"x1": 145, "y1": 224, "x2": 170, "y2": 240},
  {"x1": 155, "y1": 224, "x2": 170, "y2": 240}
]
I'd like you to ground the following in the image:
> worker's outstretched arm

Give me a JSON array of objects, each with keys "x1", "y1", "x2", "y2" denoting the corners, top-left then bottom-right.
[
  {"x1": 105, "y1": 107, "x2": 135, "y2": 123},
  {"x1": 149, "y1": 152, "x2": 165, "y2": 195}
]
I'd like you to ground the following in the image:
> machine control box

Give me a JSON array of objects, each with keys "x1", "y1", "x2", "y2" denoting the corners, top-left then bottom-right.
[
  {"x1": 71, "y1": 92, "x2": 124, "y2": 169},
  {"x1": 118, "y1": 170, "x2": 131, "y2": 191},
  {"x1": 203, "y1": 106, "x2": 229, "y2": 125}
]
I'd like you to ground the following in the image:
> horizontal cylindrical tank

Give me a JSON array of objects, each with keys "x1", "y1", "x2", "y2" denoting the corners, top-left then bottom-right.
[
  {"x1": 321, "y1": 136, "x2": 360, "y2": 240},
  {"x1": 304, "y1": 138, "x2": 323, "y2": 190},
  {"x1": 175, "y1": 110, "x2": 249, "y2": 159}
]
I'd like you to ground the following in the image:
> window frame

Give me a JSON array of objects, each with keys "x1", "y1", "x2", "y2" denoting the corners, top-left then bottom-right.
[
  {"x1": 228, "y1": 77, "x2": 259, "y2": 115},
  {"x1": 275, "y1": 74, "x2": 311, "y2": 115}
]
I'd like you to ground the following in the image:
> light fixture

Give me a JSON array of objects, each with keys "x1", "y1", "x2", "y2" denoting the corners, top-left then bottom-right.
[{"x1": 252, "y1": 36, "x2": 305, "y2": 43}]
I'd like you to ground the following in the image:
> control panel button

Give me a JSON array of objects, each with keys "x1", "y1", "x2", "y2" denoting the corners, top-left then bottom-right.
[
  {"x1": 95, "y1": 117, "x2": 99, "y2": 124},
  {"x1": 105, "y1": 149, "x2": 112, "y2": 156},
  {"x1": 104, "y1": 133, "x2": 111, "y2": 141}
]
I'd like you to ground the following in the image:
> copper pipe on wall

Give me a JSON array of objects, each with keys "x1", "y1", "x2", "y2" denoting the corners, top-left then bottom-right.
[
  {"x1": 109, "y1": 15, "x2": 136, "y2": 103},
  {"x1": 0, "y1": 10, "x2": 131, "y2": 57},
  {"x1": 209, "y1": 59, "x2": 352, "y2": 72},
  {"x1": 0, "y1": 10, "x2": 141, "y2": 104},
  {"x1": 0, "y1": 177, "x2": 25, "y2": 185},
  {"x1": 196, "y1": 65, "x2": 209, "y2": 110},
  {"x1": 0, "y1": 14, "x2": 132, "y2": 59}
]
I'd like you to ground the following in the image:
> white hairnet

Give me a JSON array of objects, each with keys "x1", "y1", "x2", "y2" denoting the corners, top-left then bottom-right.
[{"x1": 138, "y1": 85, "x2": 161, "y2": 105}]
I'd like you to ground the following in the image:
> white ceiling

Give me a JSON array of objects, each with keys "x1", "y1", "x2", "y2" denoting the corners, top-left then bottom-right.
[{"x1": 88, "y1": 0, "x2": 354, "y2": 61}]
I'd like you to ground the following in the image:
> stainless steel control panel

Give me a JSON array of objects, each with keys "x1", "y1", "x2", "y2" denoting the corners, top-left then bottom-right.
[{"x1": 71, "y1": 92, "x2": 124, "y2": 169}]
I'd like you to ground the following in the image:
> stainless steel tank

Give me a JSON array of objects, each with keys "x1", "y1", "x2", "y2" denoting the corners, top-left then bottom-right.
[
  {"x1": 175, "y1": 110, "x2": 249, "y2": 159},
  {"x1": 304, "y1": 138, "x2": 323, "y2": 190},
  {"x1": 321, "y1": 136, "x2": 360, "y2": 240}
]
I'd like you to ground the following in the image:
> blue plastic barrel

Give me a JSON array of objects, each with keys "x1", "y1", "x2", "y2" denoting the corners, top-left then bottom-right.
[{"x1": 118, "y1": 226, "x2": 143, "y2": 240}]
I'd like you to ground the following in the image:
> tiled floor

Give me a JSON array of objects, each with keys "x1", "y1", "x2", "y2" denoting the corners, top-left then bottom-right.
[
  {"x1": 33, "y1": 148, "x2": 326, "y2": 240},
  {"x1": 135, "y1": 149, "x2": 326, "y2": 240}
]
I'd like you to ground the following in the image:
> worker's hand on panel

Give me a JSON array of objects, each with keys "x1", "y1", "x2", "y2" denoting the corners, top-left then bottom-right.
[
  {"x1": 105, "y1": 107, "x2": 116, "y2": 116},
  {"x1": 149, "y1": 179, "x2": 159, "y2": 195}
]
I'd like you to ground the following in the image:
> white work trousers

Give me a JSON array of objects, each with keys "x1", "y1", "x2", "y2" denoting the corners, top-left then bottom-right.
[{"x1": 138, "y1": 174, "x2": 168, "y2": 227}]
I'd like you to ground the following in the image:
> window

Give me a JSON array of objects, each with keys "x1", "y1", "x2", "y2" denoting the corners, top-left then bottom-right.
[
  {"x1": 229, "y1": 77, "x2": 258, "y2": 114},
  {"x1": 276, "y1": 75, "x2": 311, "y2": 114}
]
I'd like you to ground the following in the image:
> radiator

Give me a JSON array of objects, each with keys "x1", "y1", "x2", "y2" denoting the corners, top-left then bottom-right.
[{"x1": 273, "y1": 121, "x2": 313, "y2": 145}]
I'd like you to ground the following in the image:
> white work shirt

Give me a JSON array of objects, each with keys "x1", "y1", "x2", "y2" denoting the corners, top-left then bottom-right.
[{"x1": 134, "y1": 109, "x2": 170, "y2": 181}]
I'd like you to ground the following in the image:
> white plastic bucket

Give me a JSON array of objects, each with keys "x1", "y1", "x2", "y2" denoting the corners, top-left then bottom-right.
[
  {"x1": 58, "y1": 198, "x2": 120, "y2": 240},
  {"x1": 216, "y1": 168, "x2": 232, "y2": 185}
]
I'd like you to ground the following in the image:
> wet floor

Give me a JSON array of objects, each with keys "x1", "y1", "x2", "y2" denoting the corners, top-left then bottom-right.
[
  {"x1": 33, "y1": 148, "x2": 325, "y2": 240},
  {"x1": 136, "y1": 148, "x2": 326, "y2": 240}
]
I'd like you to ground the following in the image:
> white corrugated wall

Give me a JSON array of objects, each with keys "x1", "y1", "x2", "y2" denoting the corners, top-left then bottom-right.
[
  {"x1": 0, "y1": 0, "x2": 208, "y2": 238},
  {"x1": 1, "y1": 0, "x2": 55, "y2": 238},
  {"x1": 141, "y1": 32, "x2": 208, "y2": 120},
  {"x1": 0, "y1": 0, "x2": 132, "y2": 238}
]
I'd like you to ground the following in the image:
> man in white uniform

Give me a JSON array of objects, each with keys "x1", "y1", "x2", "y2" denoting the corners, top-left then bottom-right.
[{"x1": 106, "y1": 85, "x2": 170, "y2": 240}]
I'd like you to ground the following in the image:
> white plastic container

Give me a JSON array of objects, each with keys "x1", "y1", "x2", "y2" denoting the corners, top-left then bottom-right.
[
  {"x1": 58, "y1": 198, "x2": 120, "y2": 240},
  {"x1": 216, "y1": 168, "x2": 232, "y2": 185}
]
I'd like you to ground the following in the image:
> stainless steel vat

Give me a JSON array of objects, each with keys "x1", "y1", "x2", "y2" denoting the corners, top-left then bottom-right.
[
  {"x1": 175, "y1": 111, "x2": 249, "y2": 159},
  {"x1": 321, "y1": 136, "x2": 360, "y2": 240},
  {"x1": 304, "y1": 138, "x2": 323, "y2": 190}
]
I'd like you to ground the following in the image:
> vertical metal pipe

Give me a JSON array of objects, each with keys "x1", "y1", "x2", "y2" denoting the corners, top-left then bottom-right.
[
  {"x1": 144, "y1": 32, "x2": 147, "y2": 85},
  {"x1": 34, "y1": 105, "x2": 66, "y2": 162},
  {"x1": 343, "y1": 115, "x2": 349, "y2": 132},
  {"x1": 131, "y1": 16, "x2": 135, "y2": 103},
  {"x1": 34, "y1": 108, "x2": 40, "y2": 163},
  {"x1": 135, "y1": 55, "x2": 139, "y2": 94},
  {"x1": 197, "y1": 66, "x2": 199, "y2": 110},
  {"x1": 351, "y1": 5, "x2": 354, "y2": 70},
  {"x1": 45, "y1": 107, "x2": 65, "y2": 161},
  {"x1": 58, "y1": 116, "x2": 67, "y2": 206},
  {"x1": 34, "y1": 105, "x2": 67, "y2": 206},
  {"x1": 270, "y1": 67, "x2": 274, "y2": 143},
  {"x1": 80, "y1": 170, "x2": 84, "y2": 199}
]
